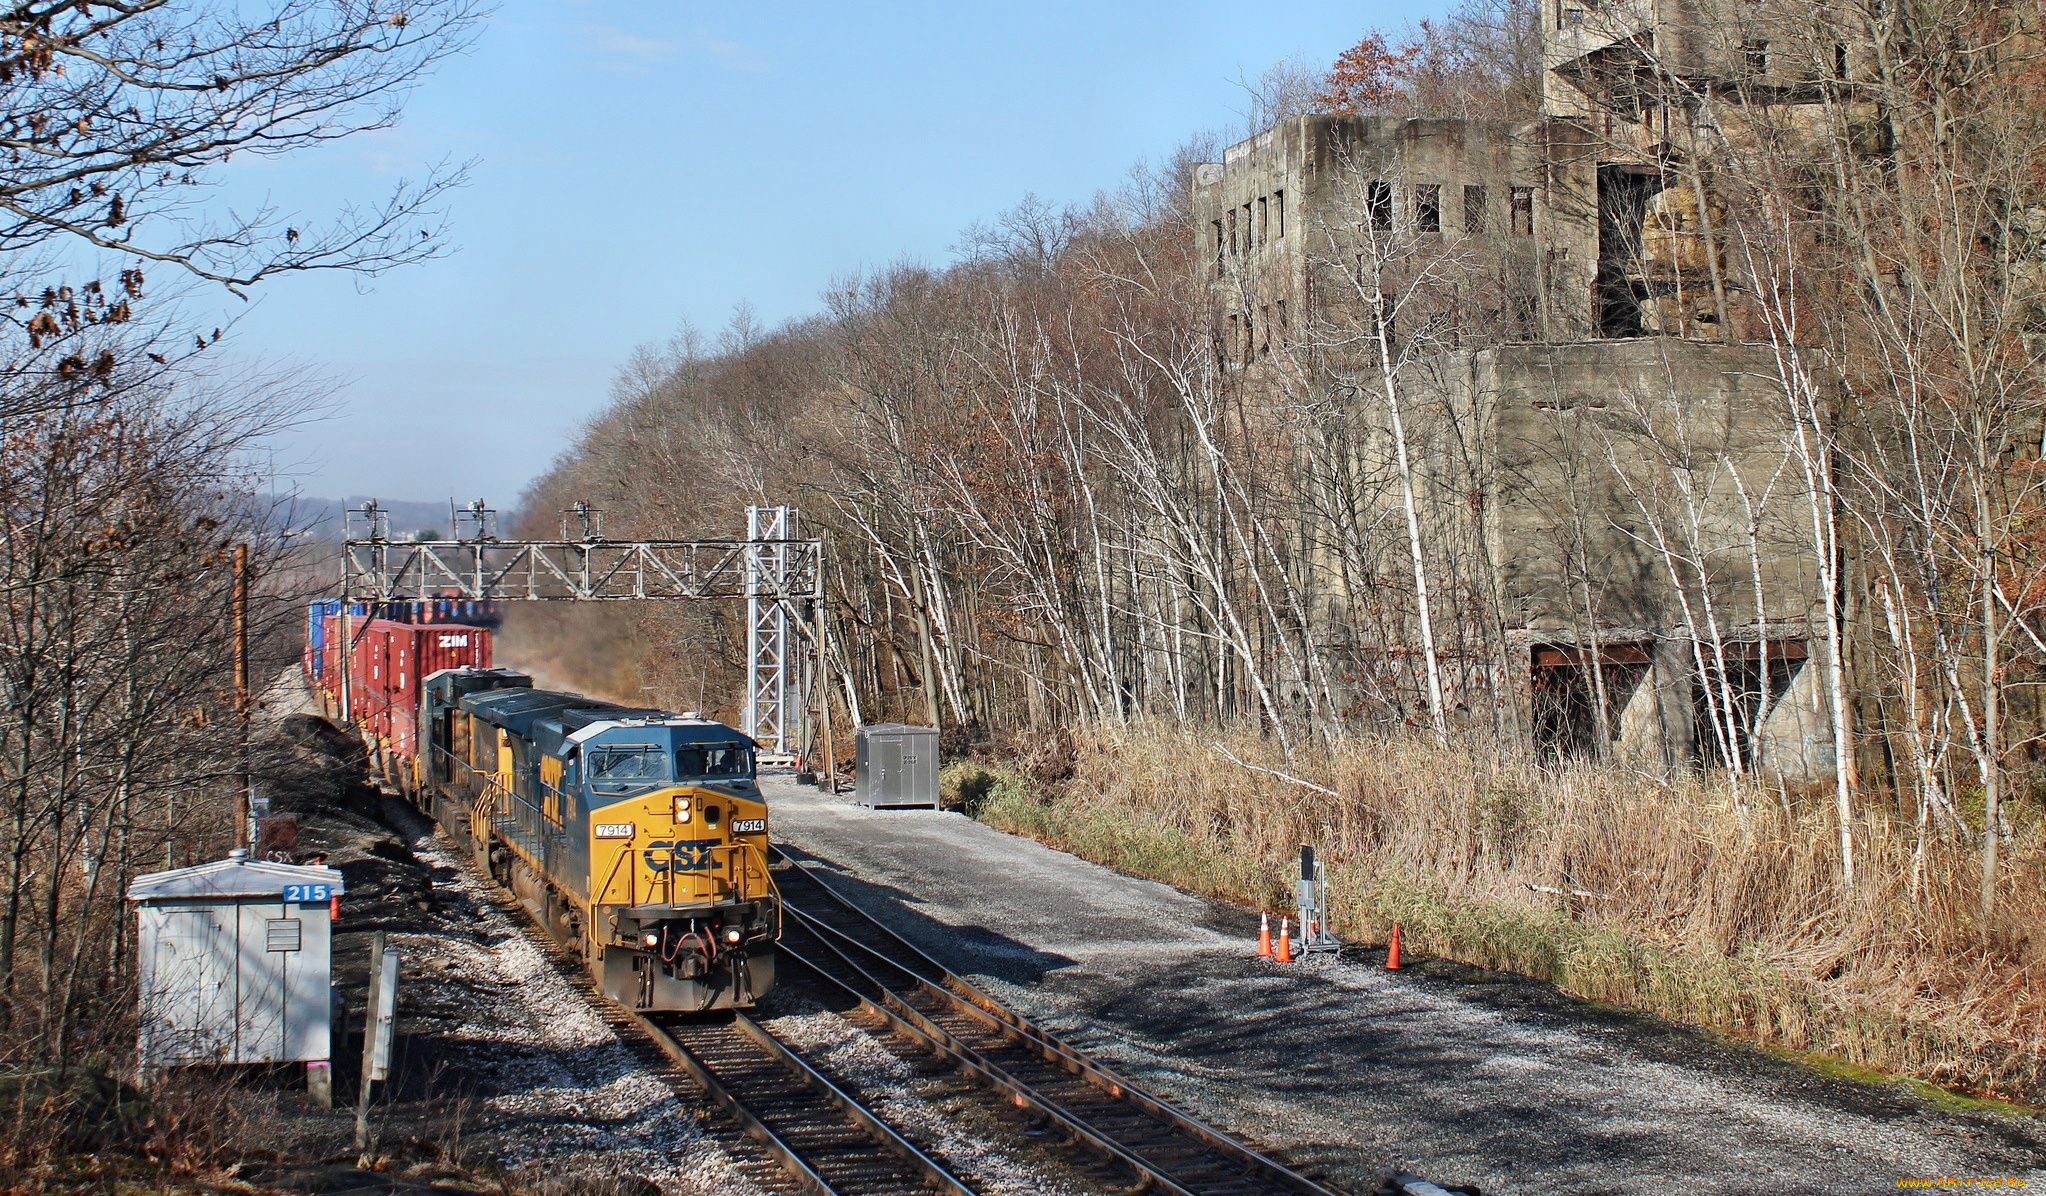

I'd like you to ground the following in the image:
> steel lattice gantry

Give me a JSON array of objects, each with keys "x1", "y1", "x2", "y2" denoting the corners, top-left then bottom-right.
[
  {"x1": 341, "y1": 537, "x2": 820, "y2": 605},
  {"x1": 338, "y1": 501, "x2": 826, "y2": 763}
]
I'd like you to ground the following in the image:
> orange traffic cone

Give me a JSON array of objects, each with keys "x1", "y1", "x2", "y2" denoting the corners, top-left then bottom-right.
[
  {"x1": 1386, "y1": 922, "x2": 1403, "y2": 971},
  {"x1": 1256, "y1": 912, "x2": 1274, "y2": 958},
  {"x1": 1276, "y1": 917, "x2": 1294, "y2": 963}
]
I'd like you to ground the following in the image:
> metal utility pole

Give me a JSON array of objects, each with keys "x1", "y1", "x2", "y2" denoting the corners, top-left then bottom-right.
[{"x1": 232, "y1": 543, "x2": 251, "y2": 850}]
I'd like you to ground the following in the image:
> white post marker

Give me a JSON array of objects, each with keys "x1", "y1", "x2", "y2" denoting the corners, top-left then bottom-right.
[
  {"x1": 368, "y1": 944, "x2": 398, "y2": 1081},
  {"x1": 354, "y1": 932, "x2": 398, "y2": 1159}
]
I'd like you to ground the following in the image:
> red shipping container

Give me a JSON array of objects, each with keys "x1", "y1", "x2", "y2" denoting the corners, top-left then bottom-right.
[{"x1": 348, "y1": 620, "x2": 492, "y2": 719}]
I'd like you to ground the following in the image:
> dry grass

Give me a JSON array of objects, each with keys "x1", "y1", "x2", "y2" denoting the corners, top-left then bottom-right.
[{"x1": 950, "y1": 721, "x2": 2046, "y2": 1105}]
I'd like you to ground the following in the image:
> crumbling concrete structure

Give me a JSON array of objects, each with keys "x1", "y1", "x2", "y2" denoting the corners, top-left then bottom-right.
[{"x1": 1193, "y1": 5, "x2": 1842, "y2": 777}]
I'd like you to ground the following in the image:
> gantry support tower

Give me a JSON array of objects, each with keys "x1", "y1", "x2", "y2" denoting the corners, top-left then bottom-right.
[{"x1": 744, "y1": 505, "x2": 799, "y2": 759}]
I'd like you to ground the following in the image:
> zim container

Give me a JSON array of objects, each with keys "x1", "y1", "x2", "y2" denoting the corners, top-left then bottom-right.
[
  {"x1": 304, "y1": 599, "x2": 499, "y2": 681},
  {"x1": 351, "y1": 620, "x2": 493, "y2": 716}
]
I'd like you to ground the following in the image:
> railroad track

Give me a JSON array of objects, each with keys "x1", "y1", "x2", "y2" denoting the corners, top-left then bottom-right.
[
  {"x1": 646, "y1": 1010, "x2": 970, "y2": 1196},
  {"x1": 770, "y1": 846, "x2": 1352, "y2": 1196},
  {"x1": 444, "y1": 834, "x2": 970, "y2": 1196},
  {"x1": 431, "y1": 807, "x2": 1413, "y2": 1195}
]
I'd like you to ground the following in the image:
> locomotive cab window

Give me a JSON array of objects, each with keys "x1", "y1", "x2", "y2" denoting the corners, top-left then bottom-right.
[
  {"x1": 590, "y1": 745, "x2": 668, "y2": 782},
  {"x1": 677, "y1": 744, "x2": 752, "y2": 779}
]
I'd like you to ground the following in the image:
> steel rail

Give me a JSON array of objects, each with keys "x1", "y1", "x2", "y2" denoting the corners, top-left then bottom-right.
[
  {"x1": 446, "y1": 822, "x2": 970, "y2": 1196},
  {"x1": 774, "y1": 910, "x2": 1202, "y2": 1196},
  {"x1": 771, "y1": 850, "x2": 1350, "y2": 1196},
  {"x1": 636, "y1": 1009, "x2": 973, "y2": 1196}
]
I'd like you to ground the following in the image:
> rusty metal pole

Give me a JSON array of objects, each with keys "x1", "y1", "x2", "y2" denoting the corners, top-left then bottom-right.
[
  {"x1": 816, "y1": 600, "x2": 836, "y2": 795},
  {"x1": 232, "y1": 543, "x2": 251, "y2": 850},
  {"x1": 813, "y1": 540, "x2": 836, "y2": 794}
]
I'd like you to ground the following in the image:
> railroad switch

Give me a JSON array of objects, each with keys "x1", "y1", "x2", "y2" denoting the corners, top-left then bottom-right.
[{"x1": 1295, "y1": 845, "x2": 1342, "y2": 954}]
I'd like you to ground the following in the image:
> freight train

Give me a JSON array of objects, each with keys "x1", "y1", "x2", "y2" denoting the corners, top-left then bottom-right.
[{"x1": 306, "y1": 603, "x2": 778, "y2": 1012}]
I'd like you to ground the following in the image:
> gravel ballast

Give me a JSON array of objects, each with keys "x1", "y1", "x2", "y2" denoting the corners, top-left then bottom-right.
[{"x1": 761, "y1": 776, "x2": 2046, "y2": 1195}]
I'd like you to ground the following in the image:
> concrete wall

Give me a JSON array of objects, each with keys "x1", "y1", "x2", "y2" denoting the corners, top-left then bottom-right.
[
  {"x1": 1183, "y1": 0, "x2": 1853, "y2": 775},
  {"x1": 1193, "y1": 116, "x2": 1560, "y2": 363},
  {"x1": 1473, "y1": 338, "x2": 1820, "y2": 633}
]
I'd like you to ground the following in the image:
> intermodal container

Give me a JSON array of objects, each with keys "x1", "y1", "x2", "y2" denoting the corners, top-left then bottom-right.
[
  {"x1": 347, "y1": 620, "x2": 492, "y2": 756},
  {"x1": 303, "y1": 599, "x2": 369, "y2": 679}
]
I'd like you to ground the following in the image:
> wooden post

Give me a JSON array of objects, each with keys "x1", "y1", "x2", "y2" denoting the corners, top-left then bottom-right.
[{"x1": 232, "y1": 544, "x2": 251, "y2": 849}]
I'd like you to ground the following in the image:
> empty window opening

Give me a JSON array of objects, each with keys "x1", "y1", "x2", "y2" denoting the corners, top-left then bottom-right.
[
  {"x1": 1416, "y1": 184, "x2": 1441, "y2": 233},
  {"x1": 1259, "y1": 304, "x2": 1272, "y2": 356},
  {"x1": 1227, "y1": 208, "x2": 1238, "y2": 255},
  {"x1": 1259, "y1": 195, "x2": 1269, "y2": 243},
  {"x1": 1834, "y1": 42, "x2": 1848, "y2": 79},
  {"x1": 1274, "y1": 190, "x2": 1285, "y2": 238},
  {"x1": 1595, "y1": 164, "x2": 1664, "y2": 337},
  {"x1": 1741, "y1": 40, "x2": 1768, "y2": 76},
  {"x1": 1244, "y1": 203, "x2": 1255, "y2": 249},
  {"x1": 1368, "y1": 181, "x2": 1394, "y2": 231},
  {"x1": 1512, "y1": 288, "x2": 1540, "y2": 339},
  {"x1": 1510, "y1": 186, "x2": 1535, "y2": 236},
  {"x1": 1276, "y1": 298, "x2": 1288, "y2": 340},
  {"x1": 1464, "y1": 185, "x2": 1488, "y2": 233},
  {"x1": 1213, "y1": 219, "x2": 1224, "y2": 261}
]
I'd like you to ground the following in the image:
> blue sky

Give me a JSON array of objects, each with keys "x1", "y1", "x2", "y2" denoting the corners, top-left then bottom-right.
[{"x1": 222, "y1": 2, "x2": 1399, "y2": 506}]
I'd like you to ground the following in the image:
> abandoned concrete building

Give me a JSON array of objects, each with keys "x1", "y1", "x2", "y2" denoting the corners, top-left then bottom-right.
[{"x1": 1193, "y1": 0, "x2": 1845, "y2": 776}]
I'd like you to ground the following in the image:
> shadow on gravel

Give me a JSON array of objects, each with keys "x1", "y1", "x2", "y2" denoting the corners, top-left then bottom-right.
[{"x1": 776, "y1": 843, "x2": 1078, "y2": 987}]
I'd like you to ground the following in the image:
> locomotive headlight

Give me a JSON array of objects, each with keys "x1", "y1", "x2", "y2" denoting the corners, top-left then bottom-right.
[
  {"x1": 643, "y1": 931, "x2": 661, "y2": 948},
  {"x1": 674, "y1": 797, "x2": 692, "y2": 823},
  {"x1": 725, "y1": 929, "x2": 742, "y2": 944}
]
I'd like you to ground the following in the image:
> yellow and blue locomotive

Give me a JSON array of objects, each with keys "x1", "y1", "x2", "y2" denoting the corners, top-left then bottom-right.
[{"x1": 418, "y1": 668, "x2": 777, "y2": 1011}]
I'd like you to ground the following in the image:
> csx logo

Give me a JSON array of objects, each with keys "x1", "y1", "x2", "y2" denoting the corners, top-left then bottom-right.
[{"x1": 645, "y1": 838, "x2": 722, "y2": 873}]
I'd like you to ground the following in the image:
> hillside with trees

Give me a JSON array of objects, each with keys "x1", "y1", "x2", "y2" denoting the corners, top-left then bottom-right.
[{"x1": 518, "y1": 0, "x2": 2046, "y2": 1105}]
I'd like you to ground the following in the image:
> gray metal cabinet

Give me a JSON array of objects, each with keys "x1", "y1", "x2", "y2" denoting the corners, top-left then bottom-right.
[
  {"x1": 128, "y1": 850, "x2": 345, "y2": 1072},
  {"x1": 853, "y1": 724, "x2": 939, "y2": 808}
]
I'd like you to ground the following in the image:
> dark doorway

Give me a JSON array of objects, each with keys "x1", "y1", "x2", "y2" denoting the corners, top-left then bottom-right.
[
  {"x1": 1532, "y1": 643, "x2": 1651, "y2": 759},
  {"x1": 1692, "y1": 641, "x2": 1807, "y2": 768}
]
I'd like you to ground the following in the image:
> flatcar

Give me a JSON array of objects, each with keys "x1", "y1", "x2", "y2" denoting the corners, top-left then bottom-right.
[{"x1": 403, "y1": 667, "x2": 779, "y2": 1012}]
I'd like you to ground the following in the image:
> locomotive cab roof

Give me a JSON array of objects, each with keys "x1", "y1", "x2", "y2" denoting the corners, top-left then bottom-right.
[{"x1": 459, "y1": 685, "x2": 757, "y2": 771}]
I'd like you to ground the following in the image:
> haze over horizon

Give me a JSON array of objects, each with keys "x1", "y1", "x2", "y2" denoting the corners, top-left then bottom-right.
[{"x1": 216, "y1": 2, "x2": 1392, "y2": 506}]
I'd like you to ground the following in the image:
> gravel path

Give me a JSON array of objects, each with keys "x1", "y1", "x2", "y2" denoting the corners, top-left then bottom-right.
[{"x1": 762, "y1": 776, "x2": 2046, "y2": 1195}]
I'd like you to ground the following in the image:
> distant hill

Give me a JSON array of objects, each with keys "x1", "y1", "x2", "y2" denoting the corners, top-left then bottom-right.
[{"x1": 276, "y1": 496, "x2": 491, "y2": 541}]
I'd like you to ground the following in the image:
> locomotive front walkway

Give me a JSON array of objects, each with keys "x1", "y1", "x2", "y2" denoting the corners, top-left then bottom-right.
[{"x1": 760, "y1": 775, "x2": 2046, "y2": 1196}]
